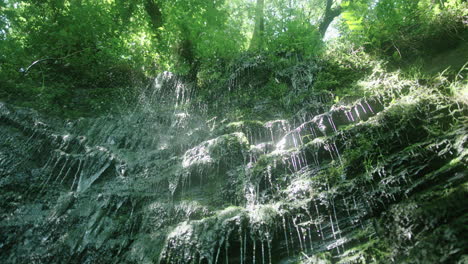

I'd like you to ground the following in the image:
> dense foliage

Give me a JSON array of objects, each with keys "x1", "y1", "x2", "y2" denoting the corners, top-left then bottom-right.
[
  {"x1": 341, "y1": 0, "x2": 467, "y2": 61},
  {"x1": 1, "y1": 0, "x2": 466, "y2": 117}
]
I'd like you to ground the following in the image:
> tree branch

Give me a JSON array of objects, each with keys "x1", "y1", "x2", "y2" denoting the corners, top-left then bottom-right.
[
  {"x1": 20, "y1": 48, "x2": 92, "y2": 74},
  {"x1": 318, "y1": 0, "x2": 343, "y2": 37}
]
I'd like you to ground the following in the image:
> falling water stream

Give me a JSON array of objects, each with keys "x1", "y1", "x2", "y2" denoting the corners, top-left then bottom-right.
[{"x1": 0, "y1": 71, "x2": 466, "y2": 264}]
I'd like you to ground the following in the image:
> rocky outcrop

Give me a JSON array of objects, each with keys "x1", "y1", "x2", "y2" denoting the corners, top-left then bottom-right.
[{"x1": 0, "y1": 76, "x2": 466, "y2": 264}]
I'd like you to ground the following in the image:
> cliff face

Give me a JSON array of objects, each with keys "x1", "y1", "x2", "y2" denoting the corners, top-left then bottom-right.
[{"x1": 0, "y1": 68, "x2": 466, "y2": 264}]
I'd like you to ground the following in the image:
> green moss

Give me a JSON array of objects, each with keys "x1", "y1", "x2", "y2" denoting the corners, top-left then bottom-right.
[{"x1": 224, "y1": 120, "x2": 266, "y2": 136}]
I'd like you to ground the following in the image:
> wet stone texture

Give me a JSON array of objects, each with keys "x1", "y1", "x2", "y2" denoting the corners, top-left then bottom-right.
[{"x1": 0, "y1": 77, "x2": 467, "y2": 264}]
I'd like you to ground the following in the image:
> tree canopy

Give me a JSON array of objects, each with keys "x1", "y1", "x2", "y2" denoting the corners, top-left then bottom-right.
[{"x1": 0, "y1": 0, "x2": 466, "y2": 115}]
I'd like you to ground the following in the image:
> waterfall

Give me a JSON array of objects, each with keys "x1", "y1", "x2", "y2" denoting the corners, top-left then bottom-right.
[{"x1": 0, "y1": 71, "x2": 466, "y2": 264}]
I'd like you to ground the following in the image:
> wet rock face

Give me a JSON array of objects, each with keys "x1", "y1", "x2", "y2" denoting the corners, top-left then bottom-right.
[{"x1": 0, "y1": 79, "x2": 467, "y2": 264}]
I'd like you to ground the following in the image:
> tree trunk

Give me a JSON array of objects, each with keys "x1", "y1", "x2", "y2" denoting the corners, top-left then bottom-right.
[
  {"x1": 145, "y1": 0, "x2": 163, "y2": 31},
  {"x1": 178, "y1": 25, "x2": 199, "y2": 81},
  {"x1": 318, "y1": 0, "x2": 342, "y2": 37},
  {"x1": 249, "y1": 0, "x2": 265, "y2": 50}
]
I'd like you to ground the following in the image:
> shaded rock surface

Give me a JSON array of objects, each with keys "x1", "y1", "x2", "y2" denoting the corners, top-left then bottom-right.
[{"x1": 0, "y1": 72, "x2": 467, "y2": 264}]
